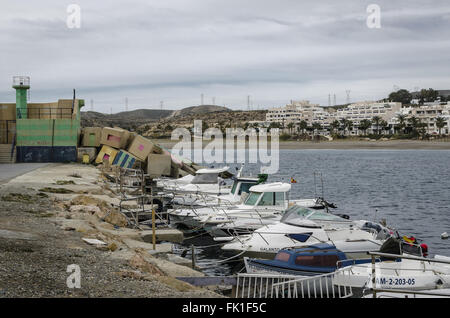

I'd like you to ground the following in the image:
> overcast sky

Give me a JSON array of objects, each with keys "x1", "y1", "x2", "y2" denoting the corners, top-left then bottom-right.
[{"x1": 1, "y1": 0, "x2": 450, "y2": 113}]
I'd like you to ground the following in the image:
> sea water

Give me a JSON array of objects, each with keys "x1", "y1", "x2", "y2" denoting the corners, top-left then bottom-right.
[{"x1": 173, "y1": 149, "x2": 450, "y2": 276}]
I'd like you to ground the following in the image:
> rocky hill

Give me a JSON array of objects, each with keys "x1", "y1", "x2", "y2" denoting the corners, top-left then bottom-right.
[
  {"x1": 81, "y1": 109, "x2": 173, "y2": 130},
  {"x1": 169, "y1": 105, "x2": 231, "y2": 118},
  {"x1": 81, "y1": 105, "x2": 267, "y2": 137},
  {"x1": 137, "y1": 109, "x2": 268, "y2": 138}
]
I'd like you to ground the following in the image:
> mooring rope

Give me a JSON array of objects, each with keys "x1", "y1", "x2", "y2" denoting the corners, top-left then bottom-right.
[
  {"x1": 194, "y1": 249, "x2": 248, "y2": 267},
  {"x1": 192, "y1": 242, "x2": 227, "y2": 248}
]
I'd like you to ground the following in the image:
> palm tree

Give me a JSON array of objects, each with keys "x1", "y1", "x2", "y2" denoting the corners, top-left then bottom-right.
[
  {"x1": 339, "y1": 118, "x2": 354, "y2": 136},
  {"x1": 311, "y1": 122, "x2": 322, "y2": 137},
  {"x1": 407, "y1": 116, "x2": 419, "y2": 134},
  {"x1": 330, "y1": 120, "x2": 340, "y2": 135},
  {"x1": 287, "y1": 122, "x2": 295, "y2": 134},
  {"x1": 347, "y1": 120, "x2": 353, "y2": 135},
  {"x1": 380, "y1": 120, "x2": 389, "y2": 135},
  {"x1": 396, "y1": 114, "x2": 406, "y2": 134},
  {"x1": 341, "y1": 118, "x2": 353, "y2": 136},
  {"x1": 436, "y1": 117, "x2": 446, "y2": 136},
  {"x1": 269, "y1": 122, "x2": 281, "y2": 129},
  {"x1": 372, "y1": 116, "x2": 382, "y2": 135},
  {"x1": 359, "y1": 119, "x2": 372, "y2": 136},
  {"x1": 418, "y1": 121, "x2": 428, "y2": 138},
  {"x1": 298, "y1": 120, "x2": 308, "y2": 134}
]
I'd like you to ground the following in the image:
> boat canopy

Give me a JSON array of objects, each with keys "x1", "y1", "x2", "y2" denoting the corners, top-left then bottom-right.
[
  {"x1": 195, "y1": 166, "x2": 230, "y2": 174},
  {"x1": 252, "y1": 243, "x2": 348, "y2": 273},
  {"x1": 280, "y1": 205, "x2": 347, "y2": 227},
  {"x1": 249, "y1": 182, "x2": 291, "y2": 193}
]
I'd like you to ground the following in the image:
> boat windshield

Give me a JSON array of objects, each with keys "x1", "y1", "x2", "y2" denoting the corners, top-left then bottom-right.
[
  {"x1": 192, "y1": 173, "x2": 218, "y2": 184},
  {"x1": 257, "y1": 192, "x2": 285, "y2": 206},
  {"x1": 231, "y1": 181, "x2": 238, "y2": 195},
  {"x1": 240, "y1": 182, "x2": 256, "y2": 195},
  {"x1": 274, "y1": 251, "x2": 291, "y2": 262},
  {"x1": 294, "y1": 255, "x2": 340, "y2": 267},
  {"x1": 244, "y1": 192, "x2": 261, "y2": 205},
  {"x1": 258, "y1": 192, "x2": 274, "y2": 206},
  {"x1": 281, "y1": 205, "x2": 344, "y2": 226},
  {"x1": 232, "y1": 181, "x2": 258, "y2": 195}
]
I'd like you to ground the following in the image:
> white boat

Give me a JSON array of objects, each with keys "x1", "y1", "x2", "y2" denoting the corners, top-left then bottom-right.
[
  {"x1": 362, "y1": 288, "x2": 450, "y2": 298},
  {"x1": 155, "y1": 173, "x2": 195, "y2": 189},
  {"x1": 168, "y1": 182, "x2": 324, "y2": 232},
  {"x1": 221, "y1": 205, "x2": 391, "y2": 259},
  {"x1": 157, "y1": 166, "x2": 231, "y2": 194},
  {"x1": 333, "y1": 250, "x2": 450, "y2": 296},
  {"x1": 210, "y1": 198, "x2": 333, "y2": 240},
  {"x1": 156, "y1": 166, "x2": 235, "y2": 208},
  {"x1": 169, "y1": 174, "x2": 263, "y2": 208}
]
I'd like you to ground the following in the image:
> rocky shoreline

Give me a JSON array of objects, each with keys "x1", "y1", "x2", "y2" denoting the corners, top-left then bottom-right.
[{"x1": 0, "y1": 164, "x2": 222, "y2": 298}]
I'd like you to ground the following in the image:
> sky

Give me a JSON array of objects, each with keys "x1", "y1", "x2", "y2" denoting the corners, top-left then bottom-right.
[{"x1": 1, "y1": 0, "x2": 450, "y2": 113}]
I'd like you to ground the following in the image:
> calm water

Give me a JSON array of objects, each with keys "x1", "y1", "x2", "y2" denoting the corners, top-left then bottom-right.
[{"x1": 174, "y1": 149, "x2": 450, "y2": 275}]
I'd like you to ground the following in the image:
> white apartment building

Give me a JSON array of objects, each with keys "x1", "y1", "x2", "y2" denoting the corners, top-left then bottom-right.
[
  {"x1": 391, "y1": 103, "x2": 450, "y2": 135},
  {"x1": 266, "y1": 100, "x2": 324, "y2": 124},
  {"x1": 335, "y1": 102, "x2": 401, "y2": 122},
  {"x1": 334, "y1": 101, "x2": 402, "y2": 135},
  {"x1": 266, "y1": 100, "x2": 402, "y2": 135}
]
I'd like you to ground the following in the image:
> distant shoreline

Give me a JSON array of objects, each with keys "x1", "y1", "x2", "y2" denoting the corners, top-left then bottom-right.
[{"x1": 154, "y1": 139, "x2": 450, "y2": 150}]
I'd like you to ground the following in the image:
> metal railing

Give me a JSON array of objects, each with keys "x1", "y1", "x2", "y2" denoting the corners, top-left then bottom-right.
[
  {"x1": 12, "y1": 76, "x2": 30, "y2": 87},
  {"x1": 235, "y1": 272, "x2": 354, "y2": 298},
  {"x1": 101, "y1": 165, "x2": 169, "y2": 229}
]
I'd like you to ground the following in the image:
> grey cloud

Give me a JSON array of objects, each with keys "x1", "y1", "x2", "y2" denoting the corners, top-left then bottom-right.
[{"x1": 1, "y1": 0, "x2": 449, "y2": 111}]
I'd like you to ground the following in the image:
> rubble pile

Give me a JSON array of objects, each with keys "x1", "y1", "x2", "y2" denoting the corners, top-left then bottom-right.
[{"x1": 77, "y1": 126, "x2": 198, "y2": 178}]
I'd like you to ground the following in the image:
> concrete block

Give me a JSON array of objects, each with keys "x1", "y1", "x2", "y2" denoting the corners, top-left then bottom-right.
[
  {"x1": 77, "y1": 147, "x2": 97, "y2": 163},
  {"x1": 95, "y1": 145, "x2": 118, "y2": 164},
  {"x1": 147, "y1": 153, "x2": 172, "y2": 178},
  {"x1": 81, "y1": 127, "x2": 102, "y2": 147},
  {"x1": 166, "y1": 254, "x2": 193, "y2": 268},
  {"x1": 100, "y1": 127, "x2": 130, "y2": 149},
  {"x1": 112, "y1": 149, "x2": 138, "y2": 169},
  {"x1": 128, "y1": 135, "x2": 155, "y2": 161},
  {"x1": 141, "y1": 228, "x2": 184, "y2": 244}
]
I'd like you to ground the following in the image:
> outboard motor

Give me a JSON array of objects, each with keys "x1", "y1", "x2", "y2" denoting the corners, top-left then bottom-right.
[
  {"x1": 316, "y1": 197, "x2": 337, "y2": 210},
  {"x1": 401, "y1": 236, "x2": 426, "y2": 257}
]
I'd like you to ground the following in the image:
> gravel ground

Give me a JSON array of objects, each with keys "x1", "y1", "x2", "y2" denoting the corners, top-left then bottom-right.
[{"x1": 0, "y1": 185, "x2": 219, "y2": 298}]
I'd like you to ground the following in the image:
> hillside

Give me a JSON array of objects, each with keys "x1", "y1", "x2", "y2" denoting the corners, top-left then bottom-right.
[
  {"x1": 81, "y1": 109, "x2": 173, "y2": 130},
  {"x1": 137, "y1": 109, "x2": 268, "y2": 138},
  {"x1": 169, "y1": 105, "x2": 231, "y2": 118},
  {"x1": 81, "y1": 105, "x2": 267, "y2": 136}
]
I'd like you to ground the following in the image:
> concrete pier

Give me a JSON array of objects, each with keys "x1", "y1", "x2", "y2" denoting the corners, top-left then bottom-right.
[{"x1": 141, "y1": 229, "x2": 184, "y2": 244}]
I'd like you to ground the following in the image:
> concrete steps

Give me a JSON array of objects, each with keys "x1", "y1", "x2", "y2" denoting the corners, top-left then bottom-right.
[{"x1": 0, "y1": 144, "x2": 16, "y2": 163}]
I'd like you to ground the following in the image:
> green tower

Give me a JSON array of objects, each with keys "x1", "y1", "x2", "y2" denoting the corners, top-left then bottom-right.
[{"x1": 12, "y1": 76, "x2": 30, "y2": 119}]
